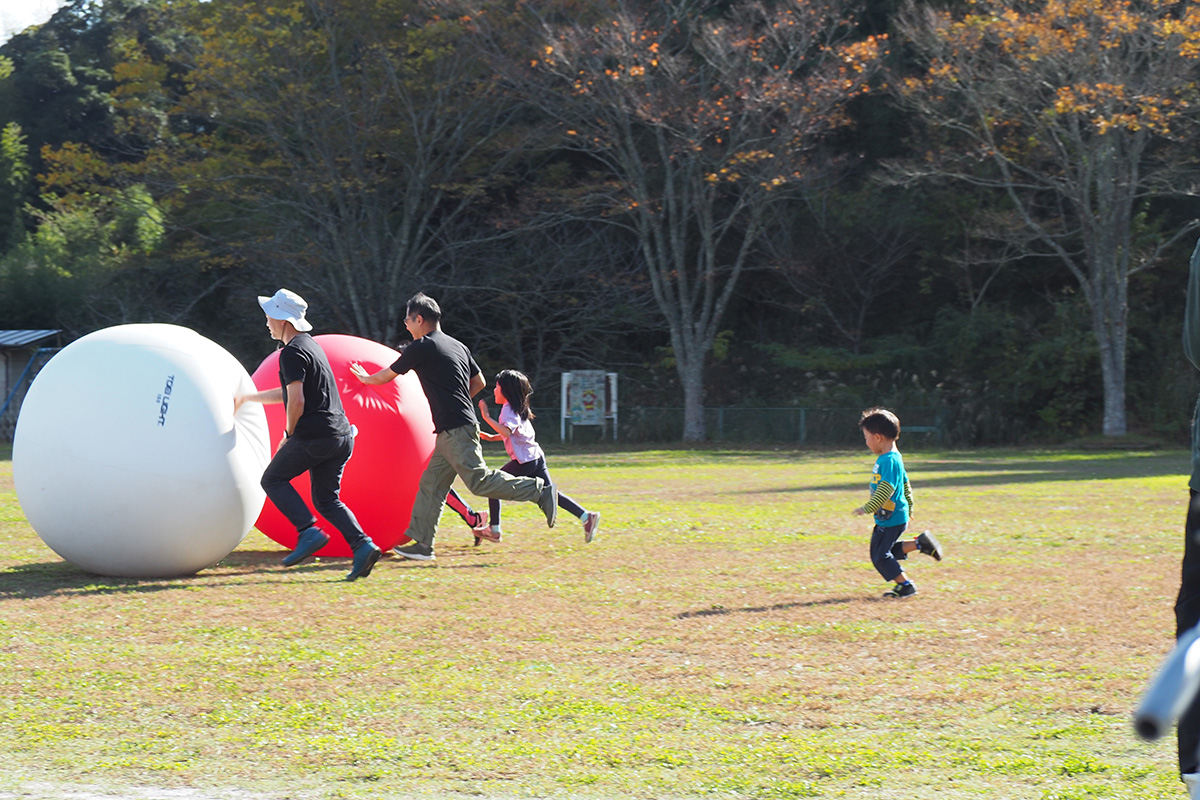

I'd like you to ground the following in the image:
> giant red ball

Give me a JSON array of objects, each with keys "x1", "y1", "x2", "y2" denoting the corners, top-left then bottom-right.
[{"x1": 251, "y1": 334, "x2": 434, "y2": 556}]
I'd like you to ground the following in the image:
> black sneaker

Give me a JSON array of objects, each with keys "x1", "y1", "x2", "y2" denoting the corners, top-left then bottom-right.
[
  {"x1": 916, "y1": 530, "x2": 944, "y2": 562},
  {"x1": 282, "y1": 526, "x2": 330, "y2": 566},
  {"x1": 392, "y1": 540, "x2": 435, "y2": 561},
  {"x1": 884, "y1": 581, "x2": 917, "y2": 599},
  {"x1": 346, "y1": 542, "x2": 382, "y2": 581}
]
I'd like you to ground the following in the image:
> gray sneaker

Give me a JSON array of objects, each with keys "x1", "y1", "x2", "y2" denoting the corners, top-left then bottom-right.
[
  {"x1": 538, "y1": 483, "x2": 558, "y2": 528},
  {"x1": 392, "y1": 540, "x2": 435, "y2": 561}
]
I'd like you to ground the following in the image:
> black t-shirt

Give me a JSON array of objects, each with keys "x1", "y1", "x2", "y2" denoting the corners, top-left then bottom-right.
[
  {"x1": 278, "y1": 333, "x2": 352, "y2": 439},
  {"x1": 389, "y1": 329, "x2": 481, "y2": 433}
]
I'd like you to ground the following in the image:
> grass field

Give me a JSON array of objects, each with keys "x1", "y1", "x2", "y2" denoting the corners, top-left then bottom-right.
[{"x1": 0, "y1": 445, "x2": 1189, "y2": 799}]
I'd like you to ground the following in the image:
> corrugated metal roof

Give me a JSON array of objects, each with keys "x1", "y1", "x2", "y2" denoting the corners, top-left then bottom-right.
[{"x1": 0, "y1": 330, "x2": 60, "y2": 348}]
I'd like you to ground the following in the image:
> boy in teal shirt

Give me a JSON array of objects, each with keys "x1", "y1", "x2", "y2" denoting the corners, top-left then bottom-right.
[{"x1": 854, "y1": 407, "x2": 943, "y2": 597}]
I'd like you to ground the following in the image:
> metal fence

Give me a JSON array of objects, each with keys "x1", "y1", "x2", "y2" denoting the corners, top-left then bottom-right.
[
  {"x1": 547, "y1": 406, "x2": 946, "y2": 446},
  {"x1": 1, "y1": 370, "x2": 942, "y2": 447}
]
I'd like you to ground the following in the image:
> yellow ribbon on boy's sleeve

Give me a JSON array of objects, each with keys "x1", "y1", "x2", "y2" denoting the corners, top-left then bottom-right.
[{"x1": 858, "y1": 479, "x2": 896, "y2": 516}]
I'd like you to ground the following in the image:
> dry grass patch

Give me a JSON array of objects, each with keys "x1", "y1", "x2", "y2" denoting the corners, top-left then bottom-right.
[{"x1": 0, "y1": 446, "x2": 1187, "y2": 799}]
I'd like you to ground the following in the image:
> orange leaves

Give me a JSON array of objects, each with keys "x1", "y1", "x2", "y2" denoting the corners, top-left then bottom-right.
[
  {"x1": 1157, "y1": 13, "x2": 1200, "y2": 59},
  {"x1": 1052, "y1": 82, "x2": 1182, "y2": 136},
  {"x1": 530, "y1": 0, "x2": 887, "y2": 197},
  {"x1": 1053, "y1": 81, "x2": 1126, "y2": 115},
  {"x1": 906, "y1": 0, "x2": 1200, "y2": 142},
  {"x1": 38, "y1": 143, "x2": 116, "y2": 210},
  {"x1": 841, "y1": 34, "x2": 886, "y2": 71},
  {"x1": 603, "y1": 62, "x2": 648, "y2": 80},
  {"x1": 945, "y1": 0, "x2": 1200, "y2": 68}
]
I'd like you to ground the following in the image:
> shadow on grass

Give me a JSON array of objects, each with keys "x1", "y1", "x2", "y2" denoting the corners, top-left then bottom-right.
[
  {"x1": 753, "y1": 452, "x2": 1189, "y2": 494},
  {"x1": 0, "y1": 555, "x2": 357, "y2": 599},
  {"x1": 675, "y1": 596, "x2": 863, "y2": 619},
  {"x1": 0, "y1": 548, "x2": 501, "y2": 598}
]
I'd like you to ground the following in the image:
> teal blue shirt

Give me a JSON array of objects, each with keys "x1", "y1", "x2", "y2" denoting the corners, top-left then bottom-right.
[{"x1": 865, "y1": 449, "x2": 910, "y2": 528}]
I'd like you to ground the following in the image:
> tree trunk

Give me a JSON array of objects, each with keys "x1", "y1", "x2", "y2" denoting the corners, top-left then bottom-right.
[
  {"x1": 1089, "y1": 269, "x2": 1129, "y2": 437},
  {"x1": 678, "y1": 352, "x2": 707, "y2": 442},
  {"x1": 1099, "y1": 350, "x2": 1127, "y2": 437}
]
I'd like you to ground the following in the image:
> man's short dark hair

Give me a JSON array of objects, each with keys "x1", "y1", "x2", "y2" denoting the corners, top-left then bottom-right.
[
  {"x1": 406, "y1": 292, "x2": 441, "y2": 324},
  {"x1": 859, "y1": 407, "x2": 900, "y2": 439}
]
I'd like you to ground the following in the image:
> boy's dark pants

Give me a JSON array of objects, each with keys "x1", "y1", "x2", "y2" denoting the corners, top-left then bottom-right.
[
  {"x1": 260, "y1": 433, "x2": 370, "y2": 552},
  {"x1": 1176, "y1": 490, "x2": 1200, "y2": 775},
  {"x1": 870, "y1": 522, "x2": 909, "y2": 582}
]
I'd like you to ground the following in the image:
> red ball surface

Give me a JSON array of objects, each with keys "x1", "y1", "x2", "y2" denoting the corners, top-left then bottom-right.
[{"x1": 251, "y1": 334, "x2": 434, "y2": 556}]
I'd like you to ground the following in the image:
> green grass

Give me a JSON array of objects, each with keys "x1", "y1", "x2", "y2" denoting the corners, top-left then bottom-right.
[{"x1": 0, "y1": 446, "x2": 1188, "y2": 798}]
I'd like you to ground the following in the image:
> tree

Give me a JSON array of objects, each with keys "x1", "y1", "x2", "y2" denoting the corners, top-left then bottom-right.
[
  {"x1": 890, "y1": 0, "x2": 1200, "y2": 437},
  {"x1": 0, "y1": 181, "x2": 172, "y2": 334},
  {"x1": 148, "y1": 0, "x2": 526, "y2": 344},
  {"x1": 502, "y1": 0, "x2": 885, "y2": 440},
  {"x1": 35, "y1": 0, "x2": 529, "y2": 347},
  {"x1": 761, "y1": 186, "x2": 919, "y2": 354},
  {"x1": 0, "y1": 119, "x2": 32, "y2": 251},
  {"x1": 0, "y1": 0, "x2": 213, "y2": 334},
  {"x1": 0, "y1": 0, "x2": 157, "y2": 180}
]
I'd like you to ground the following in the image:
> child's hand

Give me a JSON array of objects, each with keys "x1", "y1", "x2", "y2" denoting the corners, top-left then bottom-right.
[
  {"x1": 853, "y1": 507, "x2": 866, "y2": 516},
  {"x1": 478, "y1": 399, "x2": 489, "y2": 416}
]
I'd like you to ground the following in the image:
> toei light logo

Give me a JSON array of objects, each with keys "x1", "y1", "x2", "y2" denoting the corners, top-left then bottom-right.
[{"x1": 156, "y1": 374, "x2": 175, "y2": 426}]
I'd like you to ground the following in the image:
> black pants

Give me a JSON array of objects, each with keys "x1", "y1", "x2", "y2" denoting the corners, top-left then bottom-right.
[
  {"x1": 261, "y1": 433, "x2": 370, "y2": 552},
  {"x1": 489, "y1": 456, "x2": 584, "y2": 527},
  {"x1": 1177, "y1": 490, "x2": 1200, "y2": 775},
  {"x1": 869, "y1": 522, "x2": 908, "y2": 582}
]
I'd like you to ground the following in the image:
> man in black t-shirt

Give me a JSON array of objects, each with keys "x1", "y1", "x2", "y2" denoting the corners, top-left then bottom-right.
[
  {"x1": 351, "y1": 292, "x2": 557, "y2": 560},
  {"x1": 236, "y1": 288, "x2": 381, "y2": 581}
]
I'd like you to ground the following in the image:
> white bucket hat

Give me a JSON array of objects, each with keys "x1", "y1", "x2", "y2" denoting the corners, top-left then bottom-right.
[{"x1": 258, "y1": 288, "x2": 313, "y2": 332}]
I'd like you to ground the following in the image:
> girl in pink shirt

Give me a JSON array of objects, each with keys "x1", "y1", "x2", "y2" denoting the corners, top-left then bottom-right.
[{"x1": 477, "y1": 369, "x2": 600, "y2": 544}]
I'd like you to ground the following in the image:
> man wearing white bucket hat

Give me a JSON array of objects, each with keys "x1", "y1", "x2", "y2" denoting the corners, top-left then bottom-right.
[{"x1": 236, "y1": 288, "x2": 382, "y2": 581}]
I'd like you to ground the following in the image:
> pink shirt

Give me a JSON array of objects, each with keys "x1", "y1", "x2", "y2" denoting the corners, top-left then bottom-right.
[{"x1": 500, "y1": 403, "x2": 544, "y2": 464}]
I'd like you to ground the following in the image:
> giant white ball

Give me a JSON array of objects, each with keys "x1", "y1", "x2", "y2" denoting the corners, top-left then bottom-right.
[{"x1": 13, "y1": 324, "x2": 271, "y2": 578}]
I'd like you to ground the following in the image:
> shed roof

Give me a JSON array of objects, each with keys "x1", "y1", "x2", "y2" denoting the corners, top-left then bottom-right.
[{"x1": 0, "y1": 330, "x2": 60, "y2": 348}]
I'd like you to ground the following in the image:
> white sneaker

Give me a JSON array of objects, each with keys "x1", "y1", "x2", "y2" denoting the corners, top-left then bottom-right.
[
  {"x1": 582, "y1": 511, "x2": 601, "y2": 543},
  {"x1": 1185, "y1": 773, "x2": 1200, "y2": 799}
]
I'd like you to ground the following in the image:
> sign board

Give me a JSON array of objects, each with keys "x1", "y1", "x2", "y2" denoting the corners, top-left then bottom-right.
[
  {"x1": 569, "y1": 370, "x2": 607, "y2": 425},
  {"x1": 561, "y1": 371, "x2": 618, "y2": 441}
]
